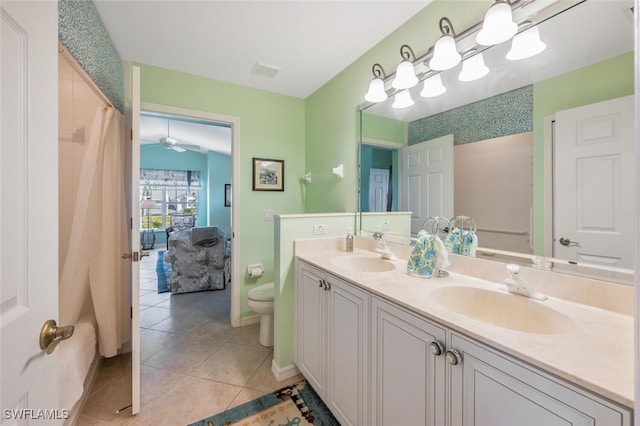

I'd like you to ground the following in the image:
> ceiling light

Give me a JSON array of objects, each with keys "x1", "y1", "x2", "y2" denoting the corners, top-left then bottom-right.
[
  {"x1": 420, "y1": 74, "x2": 446, "y2": 98},
  {"x1": 506, "y1": 25, "x2": 546, "y2": 60},
  {"x1": 476, "y1": 1, "x2": 518, "y2": 46},
  {"x1": 459, "y1": 52, "x2": 489, "y2": 82},
  {"x1": 392, "y1": 90, "x2": 414, "y2": 109},
  {"x1": 428, "y1": 18, "x2": 461, "y2": 71},
  {"x1": 364, "y1": 64, "x2": 388, "y2": 103},
  {"x1": 392, "y1": 45, "x2": 419, "y2": 89}
]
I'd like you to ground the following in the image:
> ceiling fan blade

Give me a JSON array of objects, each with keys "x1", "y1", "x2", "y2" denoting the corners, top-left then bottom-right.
[
  {"x1": 171, "y1": 146, "x2": 186, "y2": 153},
  {"x1": 176, "y1": 143, "x2": 201, "y2": 150}
]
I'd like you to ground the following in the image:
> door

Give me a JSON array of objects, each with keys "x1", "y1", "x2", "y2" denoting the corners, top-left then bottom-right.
[
  {"x1": 553, "y1": 96, "x2": 635, "y2": 276},
  {"x1": 370, "y1": 297, "x2": 446, "y2": 426},
  {"x1": 449, "y1": 333, "x2": 628, "y2": 426},
  {"x1": 326, "y1": 276, "x2": 368, "y2": 426},
  {"x1": 123, "y1": 63, "x2": 142, "y2": 414},
  {"x1": 1, "y1": 1, "x2": 60, "y2": 420},
  {"x1": 369, "y1": 168, "x2": 389, "y2": 212},
  {"x1": 295, "y1": 262, "x2": 326, "y2": 397},
  {"x1": 400, "y1": 135, "x2": 454, "y2": 236}
]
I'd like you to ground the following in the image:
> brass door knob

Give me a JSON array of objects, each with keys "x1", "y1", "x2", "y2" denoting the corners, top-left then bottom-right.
[{"x1": 40, "y1": 320, "x2": 74, "y2": 354}]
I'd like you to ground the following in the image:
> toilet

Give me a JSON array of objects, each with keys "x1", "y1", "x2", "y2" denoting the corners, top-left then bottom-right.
[{"x1": 247, "y1": 282, "x2": 275, "y2": 347}]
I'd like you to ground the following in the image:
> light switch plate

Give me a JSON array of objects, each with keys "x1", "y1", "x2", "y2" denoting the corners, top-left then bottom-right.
[
  {"x1": 263, "y1": 209, "x2": 275, "y2": 221},
  {"x1": 313, "y1": 224, "x2": 327, "y2": 235}
]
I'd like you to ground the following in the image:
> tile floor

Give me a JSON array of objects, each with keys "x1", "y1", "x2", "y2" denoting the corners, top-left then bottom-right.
[{"x1": 77, "y1": 248, "x2": 302, "y2": 425}]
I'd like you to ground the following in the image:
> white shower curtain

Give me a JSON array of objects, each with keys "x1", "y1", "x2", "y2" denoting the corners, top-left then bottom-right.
[{"x1": 59, "y1": 106, "x2": 130, "y2": 357}]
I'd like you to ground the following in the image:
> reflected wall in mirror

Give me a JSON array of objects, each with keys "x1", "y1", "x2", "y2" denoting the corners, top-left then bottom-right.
[{"x1": 358, "y1": 0, "x2": 635, "y2": 284}]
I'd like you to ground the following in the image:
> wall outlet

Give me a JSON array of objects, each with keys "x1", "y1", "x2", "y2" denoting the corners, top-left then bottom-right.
[
  {"x1": 263, "y1": 209, "x2": 275, "y2": 221},
  {"x1": 313, "y1": 224, "x2": 327, "y2": 235}
]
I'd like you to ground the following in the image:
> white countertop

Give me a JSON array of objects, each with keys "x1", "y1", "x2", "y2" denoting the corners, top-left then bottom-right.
[{"x1": 296, "y1": 247, "x2": 634, "y2": 408}]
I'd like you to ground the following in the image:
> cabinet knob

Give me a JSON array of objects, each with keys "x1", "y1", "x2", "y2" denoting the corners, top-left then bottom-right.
[
  {"x1": 445, "y1": 349, "x2": 462, "y2": 366},
  {"x1": 429, "y1": 341, "x2": 445, "y2": 356},
  {"x1": 318, "y1": 279, "x2": 324, "y2": 288}
]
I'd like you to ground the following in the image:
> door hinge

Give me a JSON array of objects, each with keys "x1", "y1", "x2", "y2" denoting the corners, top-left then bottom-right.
[
  {"x1": 130, "y1": 128, "x2": 133, "y2": 141},
  {"x1": 130, "y1": 306, "x2": 133, "y2": 319}
]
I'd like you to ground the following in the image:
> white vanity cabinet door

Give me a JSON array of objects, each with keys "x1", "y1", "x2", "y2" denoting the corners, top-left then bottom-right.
[
  {"x1": 326, "y1": 274, "x2": 369, "y2": 426},
  {"x1": 370, "y1": 296, "x2": 447, "y2": 426},
  {"x1": 295, "y1": 261, "x2": 327, "y2": 397},
  {"x1": 448, "y1": 332, "x2": 631, "y2": 426},
  {"x1": 295, "y1": 261, "x2": 369, "y2": 425}
]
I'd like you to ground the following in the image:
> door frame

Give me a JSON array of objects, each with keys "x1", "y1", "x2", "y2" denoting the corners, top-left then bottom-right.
[{"x1": 139, "y1": 102, "x2": 241, "y2": 327}]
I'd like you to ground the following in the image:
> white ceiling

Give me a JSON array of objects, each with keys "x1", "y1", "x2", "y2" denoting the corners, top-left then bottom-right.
[
  {"x1": 93, "y1": 1, "x2": 429, "y2": 99},
  {"x1": 94, "y1": 1, "x2": 429, "y2": 154}
]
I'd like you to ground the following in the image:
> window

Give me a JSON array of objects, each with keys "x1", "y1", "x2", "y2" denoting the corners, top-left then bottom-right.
[{"x1": 140, "y1": 169, "x2": 201, "y2": 230}]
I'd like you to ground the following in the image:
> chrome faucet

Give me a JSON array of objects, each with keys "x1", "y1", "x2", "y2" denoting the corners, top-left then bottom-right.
[
  {"x1": 504, "y1": 264, "x2": 547, "y2": 301},
  {"x1": 373, "y1": 232, "x2": 398, "y2": 260}
]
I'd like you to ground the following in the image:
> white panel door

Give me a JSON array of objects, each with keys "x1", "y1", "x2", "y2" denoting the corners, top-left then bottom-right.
[
  {"x1": 125, "y1": 64, "x2": 142, "y2": 415},
  {"x1": 554, "y1": 96, "x2": 635, "y2": 275},
  {"x1": 400, "y1": 135, "x2": 454, "y2": 236},
  {"x1": 369, "y1": 168, "x2": 389, "y2": 212},
  {"x1": 1, "y1": 1, "x2": 61, "y2": 420},
  {"x1": 370, "y1": 297, "x2": 446, "y2": 426},
  {"x1": 327, "y1": 276, "x2": 368, "y2": 426}
]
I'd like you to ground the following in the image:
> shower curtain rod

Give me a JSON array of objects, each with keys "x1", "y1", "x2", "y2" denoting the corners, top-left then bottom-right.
[{"x1": 58, "y1": 40, "x2": 114, "y2": 109}]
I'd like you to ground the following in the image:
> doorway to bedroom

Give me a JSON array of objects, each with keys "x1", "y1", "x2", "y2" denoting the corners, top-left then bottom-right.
[{"x1": 136, "y1": 106, "x2": 240, "y2": 378}]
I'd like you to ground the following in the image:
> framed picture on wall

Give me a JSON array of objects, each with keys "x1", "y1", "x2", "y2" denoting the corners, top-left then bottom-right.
[
  {"x1": 224, "y1": 184, "x2": 231, "y2": 207},
  {"x1": 252, "y1": 158, "x2": 284, "y2": 191}
]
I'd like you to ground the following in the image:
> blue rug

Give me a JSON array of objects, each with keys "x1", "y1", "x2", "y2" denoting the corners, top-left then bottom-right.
[
  {"x1": 155, "y1": 250, "x2": 171, "y2": 293},
  {"x1": 190, "y1": 379, "x2": 339, "y2": 426}
]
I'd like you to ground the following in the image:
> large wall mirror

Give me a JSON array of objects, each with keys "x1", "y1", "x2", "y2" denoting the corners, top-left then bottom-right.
[{"x1": 358, "y1": 0, "x2": 635, "y2": 284}]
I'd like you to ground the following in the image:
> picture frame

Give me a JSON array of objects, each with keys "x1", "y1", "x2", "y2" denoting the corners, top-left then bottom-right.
[
  {"x1": 252, "y1": 157, "x2": 284, "y2": 191},
  {"x1": 224, "y1": 184, "x2": 231, "y2": 207}
]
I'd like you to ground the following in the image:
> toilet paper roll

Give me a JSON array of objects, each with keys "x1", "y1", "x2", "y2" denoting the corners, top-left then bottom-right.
[{"x1": 247, "y1": 263, "x2": 264, "y2": 278}]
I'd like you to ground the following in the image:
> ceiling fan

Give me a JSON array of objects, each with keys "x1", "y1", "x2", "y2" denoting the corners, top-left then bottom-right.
[{"x1": 158, "y1": 121, "x2": 201, "y2": 152}]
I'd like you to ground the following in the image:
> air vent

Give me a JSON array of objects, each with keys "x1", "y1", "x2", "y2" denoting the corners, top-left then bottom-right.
[{"x1": 251, "y1": 61, "x2": 281, "y2": 79}]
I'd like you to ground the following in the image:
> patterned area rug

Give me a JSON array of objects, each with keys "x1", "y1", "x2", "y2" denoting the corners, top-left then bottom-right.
[{"x1": 190, "y1": 380, "x2": 340, "y2": 426}]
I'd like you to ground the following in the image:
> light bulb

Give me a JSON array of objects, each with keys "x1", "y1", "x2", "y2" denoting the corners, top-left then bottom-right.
[
  {"x1": 392, "y1": 90, "x2": 414, "y2": 109},
  {"x1": 420, "y1": 74, "x2": 446, "y2": 98},
  {"x1": 476, "y1": 2, "x2": 518, "y2": 46},
  {"x1": 506, "y1": 26, "x2": 546, "y2": 60},
  {"x1": 429, "y1": 35, "x2": 461, "y2": 71},
  {"x1": 364, "y1": 78, "x2": 388, "y2": 102},
  {"x1": 392, "y1": 61, "x2": 419, "y2": 89},
  {"x1": 459, "y1": 53, "x2": 489, "y2": 82}
]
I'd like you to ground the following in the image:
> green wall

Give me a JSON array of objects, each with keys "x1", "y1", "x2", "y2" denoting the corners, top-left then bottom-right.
[
  {"x1": 138, "y1": 64, "x2": 305, "y2": 318},
  {"x1": 304, "y1": 0, "x2": 491, "y2": 213},
  {"x1": 532, "y1": 52, "x2": 634, "y2": 253}
]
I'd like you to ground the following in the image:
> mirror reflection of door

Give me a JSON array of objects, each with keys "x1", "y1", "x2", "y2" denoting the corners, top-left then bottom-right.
[
  {"x1": 553, "y1": 95, "x2": 635, "y2": 279},
  {"x1": 399, "y1": 135, "x2": 454, "y2": 236},
  {"x1": 369, "y1": 168, "x2": 389, "y2": 212}
]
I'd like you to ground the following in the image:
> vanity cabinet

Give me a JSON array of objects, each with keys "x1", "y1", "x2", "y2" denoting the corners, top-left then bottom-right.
[
  {"x1": 294, "y1": 259, "x2": 632, "y2": 426},
  {"x1": 294, "y1": 260, "x2": 368, "y2": 426},
  {"x1": 448, "y1": 332, "x2": 632, "y2": 426}
]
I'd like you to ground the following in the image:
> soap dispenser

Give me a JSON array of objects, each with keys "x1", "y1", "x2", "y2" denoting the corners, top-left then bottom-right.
[{"x1": 346, "y1": 228, "x2": 354, "y2": 252}]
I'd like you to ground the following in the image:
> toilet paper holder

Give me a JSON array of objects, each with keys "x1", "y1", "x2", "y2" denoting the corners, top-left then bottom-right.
[{"x1": 247, "y1": 263, "x2": 264, "y2": 278}]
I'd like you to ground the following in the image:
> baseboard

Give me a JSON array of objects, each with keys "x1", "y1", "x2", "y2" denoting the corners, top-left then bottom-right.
[
  {"x1": 271, "y1": 359, "x2": 300, "y2": 382},
  {"x1": 238, "y1": 313, "x2": 260, "y2": 327},
  {"x1": 64, "y1": 353, "x2": 102, "y2": 426}
]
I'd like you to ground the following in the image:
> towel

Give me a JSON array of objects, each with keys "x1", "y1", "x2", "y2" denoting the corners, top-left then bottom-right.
[
  {"x1": 57, "y1": 322, "x2": 96, "y2": 411},
  {"x1": 407, "y1": 230, "x2": 449, "y2": 278},
  {"x1": 444, "y1": 228, "x2": 478, "y2": 257},
  {"x1": 191, "y1": 226, "x2": 219, "y2": 247}
]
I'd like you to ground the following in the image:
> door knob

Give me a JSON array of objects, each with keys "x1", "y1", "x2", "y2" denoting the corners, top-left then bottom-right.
[
  {"x1": 40, "y1": 320, "x2": 74, "y2": 354},
  {"x1": 140, "y1": 251, "x2": 150, "y2": 258},
  {"x1": 559, "y1": 237, "x2": 579, "y2": 246}
]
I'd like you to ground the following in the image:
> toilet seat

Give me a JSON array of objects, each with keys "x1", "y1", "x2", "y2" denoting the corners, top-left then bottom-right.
[{"x1": 248, "y1": 282, "x2": 274, "y2": 302}]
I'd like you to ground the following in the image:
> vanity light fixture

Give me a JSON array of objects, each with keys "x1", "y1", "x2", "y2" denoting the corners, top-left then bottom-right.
[
  {"x1": 458, "y1": 51, "x2": 489, "y2": 82},
  {"x1": 392, "y1": 45, "x2": 419, "y2": 89},
  {"x1": 428, "y1": 17, "x2": 462, "y2": 71},
  {"x1": 476, "y1": 0, "x2": 518, "y2": 46},
  {"x1": 364, "y1": 64, "x2": 388, "y2": 102},
  {"x1": 420, "y1": 73, "x2": 446, "y2": 98},
  {"x1": 392, "y1": 90, "x2": 414, "y2": 109},
  {"x1": 506, "y1": 24, "x2": 546, "y2": 60}
]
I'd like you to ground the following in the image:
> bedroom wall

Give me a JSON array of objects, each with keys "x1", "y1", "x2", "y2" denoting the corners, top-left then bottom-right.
[{"x1": 207, "y1": 151, "x2": 232, "y2": 235}]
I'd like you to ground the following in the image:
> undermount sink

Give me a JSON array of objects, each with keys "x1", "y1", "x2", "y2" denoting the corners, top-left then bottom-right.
[
  {"x1": 431, "y1": 286, "x2": 575, "y2": 335},
  {"x1": 331, "y1": 255, "x2": 396, "y2": 273}
]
